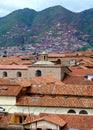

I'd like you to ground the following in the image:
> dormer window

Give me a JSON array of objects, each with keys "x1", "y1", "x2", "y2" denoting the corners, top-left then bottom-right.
[
  {"x1": 85, "y1": 74, "x2": 93, "y2": 80},
  {"x1": 0, "y1": 87, "x2": 7, "y2": 90},
  {"x1": 32, "y1": 98, "x2": 38, "y2": 102}
]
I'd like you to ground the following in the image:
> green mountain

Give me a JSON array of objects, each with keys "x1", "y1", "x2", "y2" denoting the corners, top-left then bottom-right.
[
  {"x1": 0, "y1": 8, "x2": 37, "y2": 46},
  {"x1": 0, "y1": 5, "x2": 92, "y2": 51},
  {"x1": 73, "y1": 8, "x2": 93, "y2": 45},
  {"x1": 32, "y1": 6, "x2": 76, "y2": 32}
]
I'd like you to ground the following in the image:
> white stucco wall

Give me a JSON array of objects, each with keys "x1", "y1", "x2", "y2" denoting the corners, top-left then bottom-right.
[
  {"x1": 1, "y1": 105, "x2": 93, "y2": 115},
  {"x1": 31, "y1": 120, "x2": 58, "y2": 129},
  {"x1": 0, "y1": 96, "x2": 16, "y2": 105}
]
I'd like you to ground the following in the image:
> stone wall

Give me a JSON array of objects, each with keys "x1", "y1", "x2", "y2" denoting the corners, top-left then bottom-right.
[
  {"x1": 0, "y1": 69, "x2": 27, "y2": 79},
  {"x1": 0, "y1": 65, "x2": 69, "y2": 81},
  {"x1": 28, "y1": 65, "x2": 67, "y2": 81}
]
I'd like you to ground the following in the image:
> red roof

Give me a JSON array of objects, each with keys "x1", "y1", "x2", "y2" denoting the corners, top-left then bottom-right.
[
  {"x1": 0, "y1": 78, "x2": 31, "y2": 96},
  {"x1": 0, "y1": 65, "x2": 28, "y2": 70},
  {"x1": 63, "y1": 75, "x2": 93, "y2": 85},
  {"x1": 15, "y1": 76, "x2": 93, "y2": 108},
  {"x1": 0, "y1": 85, "x2": 22, "y2": 96},
  {"x1": 23, "y1": 113, "x2": 93, "y2": 130},
  {"x1": 69, "y1": 67, "x2": 93, "y2": 76},
  {"x1": 1, "y1": 113, "x2": 93, "y2": 130},
  {"x1": 16, "y1": 95, "x2": 93, "y2": 108},
  {"x1": 29, "y1": 114, "x2": 66, "y2": 127}
]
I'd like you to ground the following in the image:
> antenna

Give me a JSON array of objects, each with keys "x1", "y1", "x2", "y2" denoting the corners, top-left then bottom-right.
[
  {"x1": 38, "y1": 84, "x2": 44, "y2": 97},
  {"x1": 51, "y1": 84, "x2": 56, "y2": 97}
]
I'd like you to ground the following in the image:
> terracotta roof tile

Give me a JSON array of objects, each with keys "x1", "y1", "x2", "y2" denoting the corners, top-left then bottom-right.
[
  {"x1": 0, "y1": 78, "x2": 19, "y2": 86},
  {"x1": 6, "y1": 75, "x2": 91, "y2": 108},
  {"x1": 23, "y1": 114, "x2": 39, "y2": 124},
  {"x1": 69, "y1": 67, "x2": 93, "y2": 76},
  {"x1": 30, "y1": 76, "x2": 64, "y2": 86},
  {"x1": 63, "y1": 75, "x2": 93, "y2": 85},
  {"x1": 29, "y1": 83, "x2": 93, "y2": 97},
  {"x1": 16, "y1": 78, "x2": 31, "y2": 87},
  {"x1": 16, "y1": 95, "x2": 93, "y2": 108},
  {"x1": 29, "y1": 114, "x2": 66, "y2": 127},
  {"x1": 0, "y1": 55, "x2": 34, "y2": 65},
  {"x1": 26, "y1": 76, "x2": 93, "y2": 97},
  {"x1": 0, "y1": 78, "x2": 31, "y2": 96},
  {"x1": 0, "y1": 65, "x2": 28, "y2": 70},
  {"x1": 0, "y1": 78, "x2": 31, "y2": 87},
  {"x1": 0, "y1": 113, "x2": 12, "y2": 128},
  {"x1": 48, "y1": 51, "x2": 93, "y2": 58},
  {"x1": 61, "y1": 114, "x2": 93, "y2": 130},
  {"x1": 1, "y1": 113, "x2": 93, "y2": 130},
  {"x1": 23, "y1": 113, "x2": 93, "y2": 130},
  {"x1": 0, "y1": 85, "x2": 22, "y2": 96}
]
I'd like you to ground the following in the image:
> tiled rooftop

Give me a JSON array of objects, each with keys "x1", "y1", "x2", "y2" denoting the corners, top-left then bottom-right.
[
  {"x1": 61, "y1": 114, "x2": 93, "y2": 130},
  {"x1": 0, "y1": 52, "x2": 93, "y2": 129},
  {"x1": 63, "y1": 75, "x2": 93, "y2": 85},
  {"x1": 16, "y1": 95, "x2": 93, "y2": 108},
  {"x1": 27, "y1": 76, "x2": 93, "y2": 97},
  {"x1": 23, "y1": 113, "x2": 93, "y2": 130},
  {"x1": 25, "y1": 114, "x2": 66, "y2": 127},
  {"x1": 0, "y1": 78, "x2": 31, "y2": 96},
  {"x1": 1, "y1": 112, "x2": 93, "y2": 130},
  {"x1": 29, "y1": 82, "x2": 93, "y2": 96},
  {"x1": 0, "y1": 65, "x2": 28, "y2": 70},
  {"x1": 0, "y1": 85, "x2": 22, "y2": 96},
  {"x1": 69, "y1": 67, "x2": 93, "y2": 76},
  {"x1": 0, "y1": 78, "x2": 31, "y2": 87},
  {"x1": 0, "y1": 55, "x2": 35, "y2": 65},
  {"x1": 12, "y1": 75, "x2": 93, "y2": 108},
  {"x1": 48, "y1": 51, "x2": 93, "y2": 58}
]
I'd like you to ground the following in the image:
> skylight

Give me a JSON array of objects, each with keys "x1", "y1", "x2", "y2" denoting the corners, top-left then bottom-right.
[
  {"x1": 0, "y1": 87, "x2": 7, "y2": 90},
  {"x1": 32, "y1": 98, "x2": 38, "y2": 102},
  {"x1": 85, "y1": 74, "x2": 93, "y2": 80}
]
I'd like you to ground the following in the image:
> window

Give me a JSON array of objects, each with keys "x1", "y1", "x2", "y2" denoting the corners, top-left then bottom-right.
[
  {"x1": 35, "y1": 70, "x2": 42, "y2": 77},
  {"x1": 44, "y1": 56, "x2": 46, "y2": 60},
  {"x1": 10, "y1": 79, "x2": 15, "y2": 82},
  {"x1": 57, "y1": 59, "x2": 61, "y2": 64},
  {"x1": 85, "y1": 74, "x2": 93, "y2": 80},
  {"x1": 0, "y1": 87, "x2": 7, "y2": 90},
  {"x1": 67, "y1": 109, "x2": 76, "y2": 114},
  {"x1": 17, "y1": 72, "x2": 22, "y2": 77},
  {"x1": 68, "y1": 128, "x2": 78, "y2": 130},
  {"x1": 64, "y1": 95, "x2": 68, "y2": 98},
  {"x1": 79, "y1": 110, "x2": 88, "y2": 114},
  {"x1": 20, "y1": 116, "x2": 22, "y2": 123},
  {"x1": 0, "y1": 107, "x2": 5, "y2": 112},
  {"x1": 51, "y1": 94, "x2": 56, "y2": 98},
  {"x1": 32, "y1": 98, "x2": 38, "y2": 102},
  {"x1": 3, "y1": 72, "x2": 7, "y2": 77}
]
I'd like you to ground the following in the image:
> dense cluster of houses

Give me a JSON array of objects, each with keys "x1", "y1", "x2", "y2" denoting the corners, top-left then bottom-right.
[
  {"x1": 0, "y1": 51, "x2": 93, "y2": 130},
  {"x1": 0, "y1": 23, "x2": 89, "y2": 57}
]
